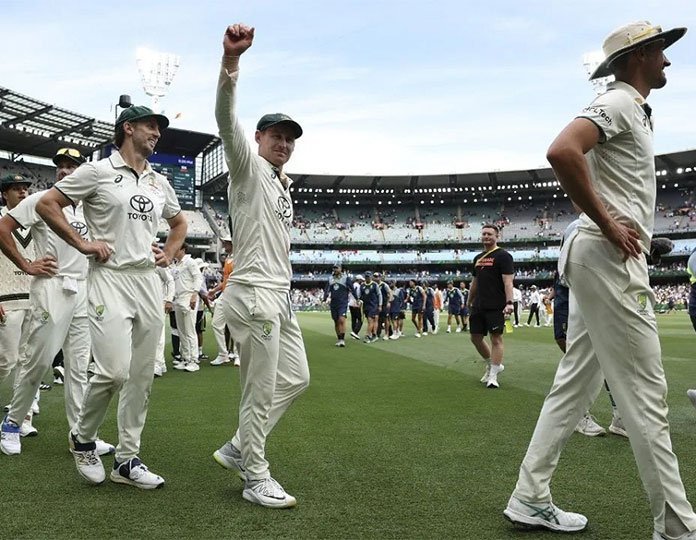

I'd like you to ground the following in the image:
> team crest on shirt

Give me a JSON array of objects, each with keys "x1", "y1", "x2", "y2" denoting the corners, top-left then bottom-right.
[
  {"x1": 261, "y1": 321, "x2": 273, "y2": 340},
  {"x1": 95, "y1": 304, "x2": 106, "y2": 321},
  {"x1": 637, "y1": 293, "x2": 649, "y2": 314},
  {"x1": 40, "y1": 311, "x2": 50, "y2": 324},
  {"x1": 333, "y1": 284, "x2": 339, "y2": 290}
]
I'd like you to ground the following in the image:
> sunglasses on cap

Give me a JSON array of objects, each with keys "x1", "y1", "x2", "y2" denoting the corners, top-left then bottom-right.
[{"x1": 54, "y1": 148, "x2": 86, "y2": 165}]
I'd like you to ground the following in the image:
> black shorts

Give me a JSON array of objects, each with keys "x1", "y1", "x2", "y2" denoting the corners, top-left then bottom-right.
[
  {"x1": 469, "y1": 309, "x2": 504, "y2": 335},
  {"x1": 196, "y1": 310, "x2": 206, "y2": 333},
  {"x1": 331, "y1": 304, "x2": 348, "y2": 322},
  {"x1": 390, "y1": 311, "x2": 405, "y2": 320},
  {"x1": 553, "y1": 284, "x2": 569, "y2": 341}
]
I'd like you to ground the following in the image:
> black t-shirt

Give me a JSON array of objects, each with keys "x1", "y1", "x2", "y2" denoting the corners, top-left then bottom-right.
[{"x1": 472, "y1": 247, "x2": 514, "y2": 311}]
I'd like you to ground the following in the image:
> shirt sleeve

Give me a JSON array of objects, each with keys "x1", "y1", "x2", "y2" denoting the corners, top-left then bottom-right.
[
  {"x1": 472, "y1": 253, "x2": 481, "y2": 277},
  {"x1": 53, "y1": 162, "x2": 99, "y2": 204},
  {"x1": 215, "y1": 56, "x2": 255, "y2": 185},
  {"x1": 576, "y1": 89, "x2": 632, "y2": 144},
  {"x1": 499, "y1": 250, "x2": 514, "y2": 275},
  {"x1": 159, "y1": 175, "x2": 181, "y2": 220},
  {"x1": 8, "y1": 191, "x2": 42, "y2": 229}
]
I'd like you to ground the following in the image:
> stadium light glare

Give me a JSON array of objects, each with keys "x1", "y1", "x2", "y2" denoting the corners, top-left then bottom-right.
[
  {"x1": 136, "y1": 47, "x2": 180, "y2": 113},
  {"x1": 677, "y1": 168, "x2": 684, "y2": 174}
]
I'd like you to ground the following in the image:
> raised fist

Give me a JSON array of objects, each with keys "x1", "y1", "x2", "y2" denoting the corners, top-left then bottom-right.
[{"x1": 223, "y1": 24, "x2": 255, "y2": 56}]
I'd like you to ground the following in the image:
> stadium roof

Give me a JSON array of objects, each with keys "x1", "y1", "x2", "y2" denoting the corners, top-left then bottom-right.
[
  {"x1": 0, "y1": 86, "x2": 113, "y2": 159},
  {"x1": 0, "y1": 86, "x2": 220, "y2": 162},
  {"x1": 199, "y1": 148, "x2": 696, "y2": 194}
]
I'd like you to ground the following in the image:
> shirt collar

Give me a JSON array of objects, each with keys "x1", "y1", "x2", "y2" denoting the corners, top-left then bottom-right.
[
  {"x1": 607, "y1": 80, "x2": 648, "y2": 106},
  {"x1": 109, "y1": 150, "x2": 155, "y2": 177}
]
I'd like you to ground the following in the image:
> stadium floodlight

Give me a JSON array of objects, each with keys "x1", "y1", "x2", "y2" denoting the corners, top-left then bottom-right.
[
  {"x1": 136, "y1": 47, "x2": 181, "y2": 113},
  {"x1": 582, "y1": 51, "x2": 614, "y2": 95}
]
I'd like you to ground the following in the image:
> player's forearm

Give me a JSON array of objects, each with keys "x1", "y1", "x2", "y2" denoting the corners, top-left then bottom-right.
[
  {"x1": 0, "y1": 217, "x2": 31, "y2": 273},
  {"x1": 215, "y1": 55, "x2": 240, "y2": 135},
  {"x1": 162, "y1": 215, "x2": 187, "y2": 262}
]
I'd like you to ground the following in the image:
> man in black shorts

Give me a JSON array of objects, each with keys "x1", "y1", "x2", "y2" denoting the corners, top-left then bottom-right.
[{"x1": 468, "y1": 224, "x2": 514, "y2": 389}]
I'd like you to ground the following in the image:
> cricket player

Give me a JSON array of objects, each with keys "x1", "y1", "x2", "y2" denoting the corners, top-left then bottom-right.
[
  {"x1": 36, "y1": 105, "x2": 187, "y2": 489},
  {"x1": 445, "y1": 281, "x2": 464, "y2": 333},
  {"x1": 211, "y1": 23, "x2": 310, "y2": 508},
  {"x1": 171, "y1": 243, "x2": 203, "y2": 373},
  {"x1": 0, "y1": 150, "x2": 113, "y2": 456},
  {"x1": 408, "y1": 279, "x2": 426, "y2": 337},
  {"x1": 348, "y1": 274, "x2": 364, "y2": 340},
  {"x1": 388, "y1": 281, "x2": 405, "y2": 339},
  {"x1": 374, "y1": 272, "x2": 391, "y2": 340},
  {"x1": 209, "y1": 235, "x2": 239, "y2": 366},
  {"x1": 360, "y1": 271, "x2": 382, "y2": 343},
  {"x1": 504, "y1": 22, "x2": 696, "y2": 539},
  {"x1": 154, "y1": 265, "x2": 174, "y2": 377}
]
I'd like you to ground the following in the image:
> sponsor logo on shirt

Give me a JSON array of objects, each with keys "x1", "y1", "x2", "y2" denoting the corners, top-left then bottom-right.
[
  {"x1": 128, "y1": 195, "x2": 154, "y2": 222},
  {"x1": 475, "y1": 257, "x2": 496, "y2": 268},
  {"x1": 274, "y1": 196, "x2": 292, "y2": 230},
  {"x1": 70, "y1": 221, "x2": 89, "y2": 239},
  {"x1": 583, "y1": 106, "x2": 613, "y2": 126}
]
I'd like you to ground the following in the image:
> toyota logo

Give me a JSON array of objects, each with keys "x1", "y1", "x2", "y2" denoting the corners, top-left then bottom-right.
[
  {"x1": 276, "y1": 196, "x2": 292, "y2": 218},
  {"x1": 130, "y1": 195, "x2": 154, "y2": 213},
  {"x1": 70, "y1": 221, "x2": 88, "y2": 237}
]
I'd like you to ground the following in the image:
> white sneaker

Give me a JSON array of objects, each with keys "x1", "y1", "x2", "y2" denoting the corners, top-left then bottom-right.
[
  {"x1": 53, "y1": 365, "x2": 65, "y2": 385},
  {"x1": 211, "y1": 354, "x2": 230, "y2": 366},
  {"x1": 335, "y1": 340, "x2": 342, "y2": 347},
  {"x1": 153, "y1": 366, "x2": 164, "y2": 378},
  {"x1": 608, "y1": 416, "x2": 628, "y2": 438},
  {"x1": 504, "y1": 496, "x2": 587, "y2": 532},
  {"x1": 173, "y1": 360, "x2": 186, "y2": 370},
  {"x1": 446, "y1": 327, "x2": 451, "y2": 333},
  {"x1": 389, "y1": 334, "x2": 399, "y2": 340},
  {"x1": 432, "y1": 327, "x2": 438, "y2": 334},
  {"x1": 455, "y1": 327, "x2": 462, "y2": 333},
  {"x1": 96, "y1": 439, "x2": 115, "y2": 456},
  {"x1": 414, "y1": 333, "x2": 421, "y2": 338},
  {"x1": 382, "y1": 335, "x2": 389, "y2": 341},
  {"x1": 422, "y1": 331, "x2": 428, "y2": 336},
  {"x1": 338, "y1": 340, "x2": 346, "y2": 347},
  {"x1": 574, "y1": 414, "x2": 606, "y2": 437},
  {"x1": 1, "y1": 416, "x2": 21, "y2": 455},
  {"x1": 350, "y1": 331, "x2": 360, "y2": 340},
  {"x1": 69, "y1": 432, "x2": 105, "y2": 484},
  {"x1": 110, "y1": 457, "x2": 164, "y2": 489},
  {"x1": 233, "y1": 356, "x2": 241, "y2": 367},
  {"x1": 687, "y1": 389, "x2": 696, "y2": 410},
  {"x1": 184, "y1": 361, "x2": 200, "y2": 372},
  {"x1": 480, "y1": 362, "x2": 491, "y2": 384},
  {"x1": 243, "y1": 477, "x2": 296, "y2": 508},
  {"x1": 213, "y1": 440, "x2": 246, "y2": 480},
  {"x1": 20, "y1": 418, "x2": 38, "y2": 437},
  {"x1": 31, "y1": 401, "x2": 40, "y2": 416},
  {"x1": 486, "y1": 364, "x2": 504, "y2": 389}
]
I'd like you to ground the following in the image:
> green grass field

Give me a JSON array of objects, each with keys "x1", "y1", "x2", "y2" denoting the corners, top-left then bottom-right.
[{"x1": 1, "y1": 311, "x2": 695, "y2": 539}]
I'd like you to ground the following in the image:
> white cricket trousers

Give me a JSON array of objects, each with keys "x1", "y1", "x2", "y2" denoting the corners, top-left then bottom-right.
[
  {"x1": 174, "y1": 294, "x2": 197, "y2": 363},
  {"x1": 212, "y1": 301, "x2": 228, "y2": 356},
  {"x1": 0, "y1": 308, "x2": 30, "y2": 387},
  {"x1": 155, "y1": 315, "x2": 167, "y2": 373},
  {"x1": 512, "y1": 231, "x2": 696, "y2": 535},
  {"x1": 74, "y1": 267, "x2": 162, "y2": 463},
  {"x1": 8, "y1": 277, "x2": 89, "y2": 428},
  {"x1": 221, "y1": 284, "x2": 310, "y2": 481}
]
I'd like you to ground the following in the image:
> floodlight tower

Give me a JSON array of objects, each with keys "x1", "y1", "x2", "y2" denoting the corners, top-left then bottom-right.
[
  {"x1": 136, "y1": 47, "x2": 181, "y2": 113},
  {"x1": 582, "y1": 50, "x2": 613, "y2": 96}
]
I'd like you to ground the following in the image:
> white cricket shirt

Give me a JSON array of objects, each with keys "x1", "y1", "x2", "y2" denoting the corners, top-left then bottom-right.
[
  {"x1": 54, "y1": 151, "x2": 181, "y2": 270},
  {"x1": 576, "y1": 81, "x2": 656, "y2": 251},
  {"x1": 10, "y1": 190, "x2": 88, "y2": 280},
  {"x1": 0, "y1": 206, "x2": 34, "y2": 310},
  {"x1": 216, "y1": 57, "x2": 294, "y2": 291}
]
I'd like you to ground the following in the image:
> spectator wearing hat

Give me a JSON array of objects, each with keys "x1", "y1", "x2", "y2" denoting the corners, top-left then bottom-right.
[
  {"x1": 36, "y1": 104, "x2": 187, "y2": 489},
  {"x1": 212, "y1": 23, "x2": 309, "y2": 508},
  {"x1": 0, "y1": 150, "x2": 114, "y2": 456},
  {"x1": 348, "y1": 274, "x2": 364, "y2": 339},
  {"x1": 505, "y1": 21, "x2": 696, "y2": 538},
  {"x1": 323, "y1": 264, "x2": 354, "y2": 347}
]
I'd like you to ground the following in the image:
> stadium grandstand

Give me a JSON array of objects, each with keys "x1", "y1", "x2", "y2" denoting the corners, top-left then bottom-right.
[{"x1": 1, "y1": 85, "x2": 695, "y2": 309}]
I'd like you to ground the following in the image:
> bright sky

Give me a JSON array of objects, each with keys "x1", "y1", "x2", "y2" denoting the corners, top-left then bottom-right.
[{"x1": 2, "y1": 1, "x2": 695, "y2": 176}]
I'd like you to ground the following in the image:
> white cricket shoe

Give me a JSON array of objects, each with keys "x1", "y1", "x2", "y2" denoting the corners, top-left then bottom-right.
[
  {"x1": 382, "y1": 335, "x2": 389, "y2": 341},
  {"x1": 414, "y1": 333, "x2": 421, "y2": 338},
  {"x1": 233, "y1": 356, "x2": 241, "y2": 367},
  {"x1": 110, "y1": 457, "x2": 164, "y2": 489},
  {"x1": 20, "y1": 417, "x2": 38, "y2": 438},
  {"x1": 96, "y1": 439, "x2": 115, "y2": 456},
  {"x1": 422, "y1": 331, "x2": 428, "y2": 336},
  {"x1": 574, "y1": 414, "x2": 606, "y2": 437},
  {"x1": 389, "y1": 334, "x2": 399, "y2": 340},
  {"x1": 210, "y1": 354, "x2": 230, "y2": 366},
  {"x1": 31, "y1": 400, "x2": 40, "y2": 416},
  {"x1": 338, "y1": 339, "x2": 346, "y2": 347},
  {"x1": 350, "y1": 332, "x2": 360, "y2": 340},
  {"x1": 455, "y1": 327, "x2": 462, "y2": 333},
  {"x1": 504, "y1": 496, "x2": 587, "y2": 532},
  {"x1": 687, "y1": 389, "x2": 696, "y2": 411},
  {"x1": 53, "y1": 365, "x2": 65, "y2": 385},
  {"x1": 243, "y1": 477, "x2": 296, "y2": 508},
  {"x1": 608, "y1": 415, "x2": 628, "y2": 438},
  {"x1": 184, "y1": 361, "x2": 200, "y2": 373},
  {"x1": 446, "y1": 326, "x2": 451, "y2": 333},
  {"x1": 69, "y1": 432, "x2": 105, "y2": 484},
  {"x1": 486, "y1": 364, "x2": 504, "y2": 389},
  {"x1": 1, "y1": 417, "x2": 21, "y2": 455},
  {"x1": 213, "y1": 440, "x2": 246, "y2": 480}
]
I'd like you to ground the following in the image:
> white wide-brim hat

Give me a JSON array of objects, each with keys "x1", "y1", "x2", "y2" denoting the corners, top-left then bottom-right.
[{"x1": 590, "y1": 21, "x2": 686, "y2": 80}]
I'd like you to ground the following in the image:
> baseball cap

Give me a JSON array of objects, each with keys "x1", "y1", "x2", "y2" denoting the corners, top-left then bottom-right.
[
  {"x1": 53, "y1": 147, "x2": 86, "y2": 166},
  {"x1": 354, "y1": 274, "x2": 364, "y2": 281},
  {"x1": 115, "y1": 105, "x2": 170, "y2": 130},
  {"x1": 1, "y1": 174, "x2": 32, "y2": 191},
  {"x1": 364, "y1": 271, "x2": 373, "y2": 277},
  {"x1": 256, "y1": 113, "x2": 303, "y2": 138}
]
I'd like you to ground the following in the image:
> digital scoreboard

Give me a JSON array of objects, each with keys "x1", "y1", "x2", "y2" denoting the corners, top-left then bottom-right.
[{"x1": 149, "y1": 153, "x2": 195, "y2": 210}]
